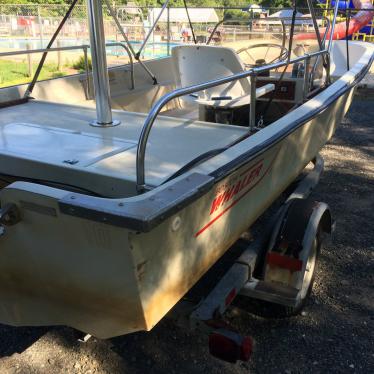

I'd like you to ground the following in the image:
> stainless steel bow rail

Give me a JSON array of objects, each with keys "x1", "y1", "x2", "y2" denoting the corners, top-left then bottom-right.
[
  {"x1": 135, "y1": 48, "x2": 330, "y2": 192},
  {"x1": 0, "y1": 42, "x2": 135, "y2": 97}
]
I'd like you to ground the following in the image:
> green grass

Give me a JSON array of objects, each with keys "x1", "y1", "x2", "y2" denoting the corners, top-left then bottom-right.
[
  {"x1": 0, "y1": 59, "x2": 68, "y2": 88},
  {"x1": 71, "y1": 55, "x2": 92, "y2": 72}
]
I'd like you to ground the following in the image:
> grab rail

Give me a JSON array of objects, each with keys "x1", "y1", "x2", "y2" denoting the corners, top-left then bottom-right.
[
  {"x1": 136, "y1": 48, "x2": 330, "y2": 192},
  {"x1": 105, "y1": 42, "x2": 135, "y2": 90},
  {"x1": 0, "y1": 42, "x2": 135, "y2": 95}
]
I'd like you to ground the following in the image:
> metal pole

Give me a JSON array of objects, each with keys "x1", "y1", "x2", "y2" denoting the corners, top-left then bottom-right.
[
  {"x1": 0, "y1": 45, "x2": 89, "y2": 58},
  {"x1": 182, "y1": 0, "x2": 196, "y2": 44},
  {"x1": 26, "y1": 43, "x2": 33, "y2": 78},
  {"x1": 345, "y1": 6, "x2": 350, "y2": 71},
  {"x1": 327, "y1": 0, "x2": 340, "y2": 52},
  {"x1": 37, "y1": 6, "x2": 44, "y2": 47},
  {"x1": 83, "y1": 46, "x2": 91, "y2": 99},
  {"x1": 57, "y1": 39, "x2": 62, "y2": 71},
  {"x1": 167, "y1": 5, "x2": 170, "y2": 56},
  {"x1": 136, "y1": 0, "x2": 170, "y2": 59},
  {"x1": 306, "y1": 0, "x2": 330, "y2": 83},
  {"x1": 103, "y1": 0, "x2": 157, "y2": 84},
  {"x1": 24, "y1": 0, "x2": 79, "y2": 98},
  {"x1": 86, "y1": 0, "x2": 119, "y2": 127},
  {"x1": 136, "y1": 49, "x2": 328, "y2": 191},
  {"x1": 303, "y1": 56, "x2": 310, "y2": 101},
  {"x1": 249, "y1": 75, "x2": 256, "y2": 132},
  {"x1": 105, "y1": 42, "x2": 134, "y2": 89},
  {"x1": 103, "y1": 0, "x2": 136, "y2": 56},
  {"x1": 306, "y1": 0, "x2": 324, "y2": 50}
]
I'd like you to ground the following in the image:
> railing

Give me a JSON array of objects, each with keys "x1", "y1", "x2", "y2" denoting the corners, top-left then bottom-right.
[
  {"x1": 105, "y1": 42, "x2": 134, "y2": 90},
  {"x1": 0, "y1": 42, "x2": 135, "y2": 95},
  {"x1": 0, "y1": 44, "x2": 91, "y2": 98},
  {"x1": 135, "y1": 48, "x2": 330, "y2": 192}
]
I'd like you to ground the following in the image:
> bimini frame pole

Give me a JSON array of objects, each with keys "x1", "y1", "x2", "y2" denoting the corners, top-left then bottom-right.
[
  {"x1": 86, "y1": 0, "x2": 119, "y2": 127},
  {"x1": 306, "y1": 0, "x2": 324, "y2": 50},
  {"x1": 306, "y1": 0, "x2": 331, "y2": 84},
  {"x1": 136, "y1": 0, "x2": 171, "y2": 59},
  {"x1": 103, "y1": 0, "x2": 158, "y2": 84},
  {"x1": 328, "y1": 0, "x2": 340, "y2": 52},
  {"x1": 24, "y1": 0, "x2": 79, "y2": 98}
]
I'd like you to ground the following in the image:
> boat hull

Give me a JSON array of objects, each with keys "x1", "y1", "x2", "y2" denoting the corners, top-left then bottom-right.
[{"x1": 0, "y1": 85, "x2": 355, "y2": 338}]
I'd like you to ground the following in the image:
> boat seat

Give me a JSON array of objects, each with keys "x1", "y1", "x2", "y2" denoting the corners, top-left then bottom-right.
[{"x1": 171, "y1": 45, "x2": 275, "y2": 109}]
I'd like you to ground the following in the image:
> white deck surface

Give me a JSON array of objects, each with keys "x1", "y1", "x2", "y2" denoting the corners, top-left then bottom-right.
[{"x1": 0, "y1": 101, "x2": 247, "y2": 190}]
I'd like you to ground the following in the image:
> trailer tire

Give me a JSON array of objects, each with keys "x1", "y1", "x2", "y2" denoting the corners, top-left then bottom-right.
[
  {"x1": 266, "y1": 228, "x2": 321, "y2": 318},
  {"x1": 235, "y1": 198, "x2": 332, "y2": 318},
  {"x1": 236, "y1": 228, "x2": 321, "y2": 319}
]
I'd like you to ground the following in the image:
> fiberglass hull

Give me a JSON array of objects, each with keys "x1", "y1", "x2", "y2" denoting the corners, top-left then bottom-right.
[{"x1": 0, "y1": 42, "x2": 372, "y2": 338}]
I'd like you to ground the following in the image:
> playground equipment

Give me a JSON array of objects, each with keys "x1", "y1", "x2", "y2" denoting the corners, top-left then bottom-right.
[{"x1": 296, "y1": 0, "x2": 374, "y2": 40}]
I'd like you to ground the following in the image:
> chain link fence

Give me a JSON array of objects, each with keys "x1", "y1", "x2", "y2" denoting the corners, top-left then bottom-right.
[
  {"x1": 0, "y1": 4, "x2": 115, "y2": 42},
  {"x1": 0, "y1": 4, "x2": 333, "y2": 88},
  {"x1": 0, "y1": 4, "x2": 251, "y2": 43}
]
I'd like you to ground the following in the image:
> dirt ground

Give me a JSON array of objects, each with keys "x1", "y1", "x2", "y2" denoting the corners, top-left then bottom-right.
[{"x1": 0, "y1": 89, "x2": 373, "y2": 374}]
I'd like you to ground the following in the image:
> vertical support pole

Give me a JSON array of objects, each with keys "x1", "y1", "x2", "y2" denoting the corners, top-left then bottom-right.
[
  {"x1": 83, "y1": 46, "x2": 91, "y2": 99},
  {"x1": 249, "y1": 74, "x2": 256, "y2": 132},
  {"x1": 306, "y1": 0, "x2": 324, "y2": 50},
  {"x1": 136, "y1": 0, "x2": 170, "y2": 58},
  {"x1": 151, "y1": 8, "x2": 155, "y2": 48},
  {"x1": 303, "y1": 56, "x2": 310, "y2": 101},
  {"x1": 167, "y1": 5, "x2": 170, "y2": 56},
  {"x1": 38, "y1": 6, "x2": 44, "y2": 47},
  {"x1": 327, "y1": 0, "x2": 340, "y2": 53},
  {"x1": 345, "y1": 8, "x2": 350, "y2": 71},
  {"x1": 103, "y1": 0, "x2": 157, "y2": 84},
  {"x1": 57, "y1": 39, "x2": 62, "y2": 71},
  {"x1": 86, "y1": 0, "x2": 119, "y2": 126},
  {"x1": 26, "y1": 43, "x2": 33, "y2": 78}
]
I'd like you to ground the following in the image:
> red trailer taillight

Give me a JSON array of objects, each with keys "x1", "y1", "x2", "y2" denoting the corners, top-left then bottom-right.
[{"x1": 209, "y1": 329, "x2": 253, "y2": 363}]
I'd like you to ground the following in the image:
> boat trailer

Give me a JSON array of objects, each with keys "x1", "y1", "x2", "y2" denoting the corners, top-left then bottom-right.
[{"x1": 165, "y1": 154, "x2": 333, "y2": 363}]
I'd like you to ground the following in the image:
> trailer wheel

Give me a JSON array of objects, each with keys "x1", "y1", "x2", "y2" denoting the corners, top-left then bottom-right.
[
  {"x1": 270, "y1": 229, "x2": 321, "y2": 318},
  {"x1": 235, "y1": 198, "x2": 332, "y2": 318},
  {"x1": 239, "y1": 228, "x2": 321, "y2": 319}
]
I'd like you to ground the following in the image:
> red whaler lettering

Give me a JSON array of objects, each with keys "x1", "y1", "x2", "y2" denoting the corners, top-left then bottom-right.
[{"x1": 210, "y1": 161, "x2": 263, "y2": 215}]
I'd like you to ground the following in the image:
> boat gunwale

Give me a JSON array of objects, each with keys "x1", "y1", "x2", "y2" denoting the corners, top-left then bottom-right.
[
  {"x1": 54, "y1": 43, "x2": 374, "y2": 232},
  {"x1": 209, "y1": 45, "x2": 374, "y2": 182}
]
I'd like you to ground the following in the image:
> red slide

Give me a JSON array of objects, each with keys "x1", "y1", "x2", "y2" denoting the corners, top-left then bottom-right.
[{"x1": 295, "y1": 0, "x2": 374, "y2": 40}]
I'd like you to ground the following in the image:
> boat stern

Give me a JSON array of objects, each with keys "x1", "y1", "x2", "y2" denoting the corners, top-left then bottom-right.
[{"x1": 0, "y1": 182, "x2": 147, "y2": 338}]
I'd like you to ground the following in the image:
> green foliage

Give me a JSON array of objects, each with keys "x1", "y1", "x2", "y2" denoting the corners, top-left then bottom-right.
[
  {"x1": 51, "y1": 71, "x2": 65, "y2": 78},
  {"x1": 71, "y1": 55, "x2": 92, "y2": 72}
]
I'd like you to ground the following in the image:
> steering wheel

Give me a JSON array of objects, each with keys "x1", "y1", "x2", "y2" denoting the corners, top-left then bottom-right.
[{"x1": 236, "y1": 43, "x2": 288, "y2": 68}]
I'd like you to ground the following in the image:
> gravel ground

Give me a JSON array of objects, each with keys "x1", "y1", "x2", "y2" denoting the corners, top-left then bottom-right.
[{"x1": 0, "y1": 91, "x2": 373, "y2": 374}]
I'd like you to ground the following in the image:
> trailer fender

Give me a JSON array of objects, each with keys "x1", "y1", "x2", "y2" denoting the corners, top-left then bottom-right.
[{"x1": 264, "y1": 198, "x2": 332, "y2": 288}]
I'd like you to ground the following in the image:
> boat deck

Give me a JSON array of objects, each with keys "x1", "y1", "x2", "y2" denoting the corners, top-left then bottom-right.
[{"x1": 0, "y1": 100, "x2": 247, "y2": 196}]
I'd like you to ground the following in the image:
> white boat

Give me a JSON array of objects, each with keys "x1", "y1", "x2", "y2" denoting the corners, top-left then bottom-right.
[{"x1": 0, "y1": 0, "x2": 372, "y2": 356}]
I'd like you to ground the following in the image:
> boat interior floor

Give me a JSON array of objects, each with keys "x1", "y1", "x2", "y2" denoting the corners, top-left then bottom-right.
[
  {"x1": 162, "y1": 105, "x2": 200, "y2": 120},
  {"x1": 0, "y1": 100, "x2": 248, "y2": 197}
]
